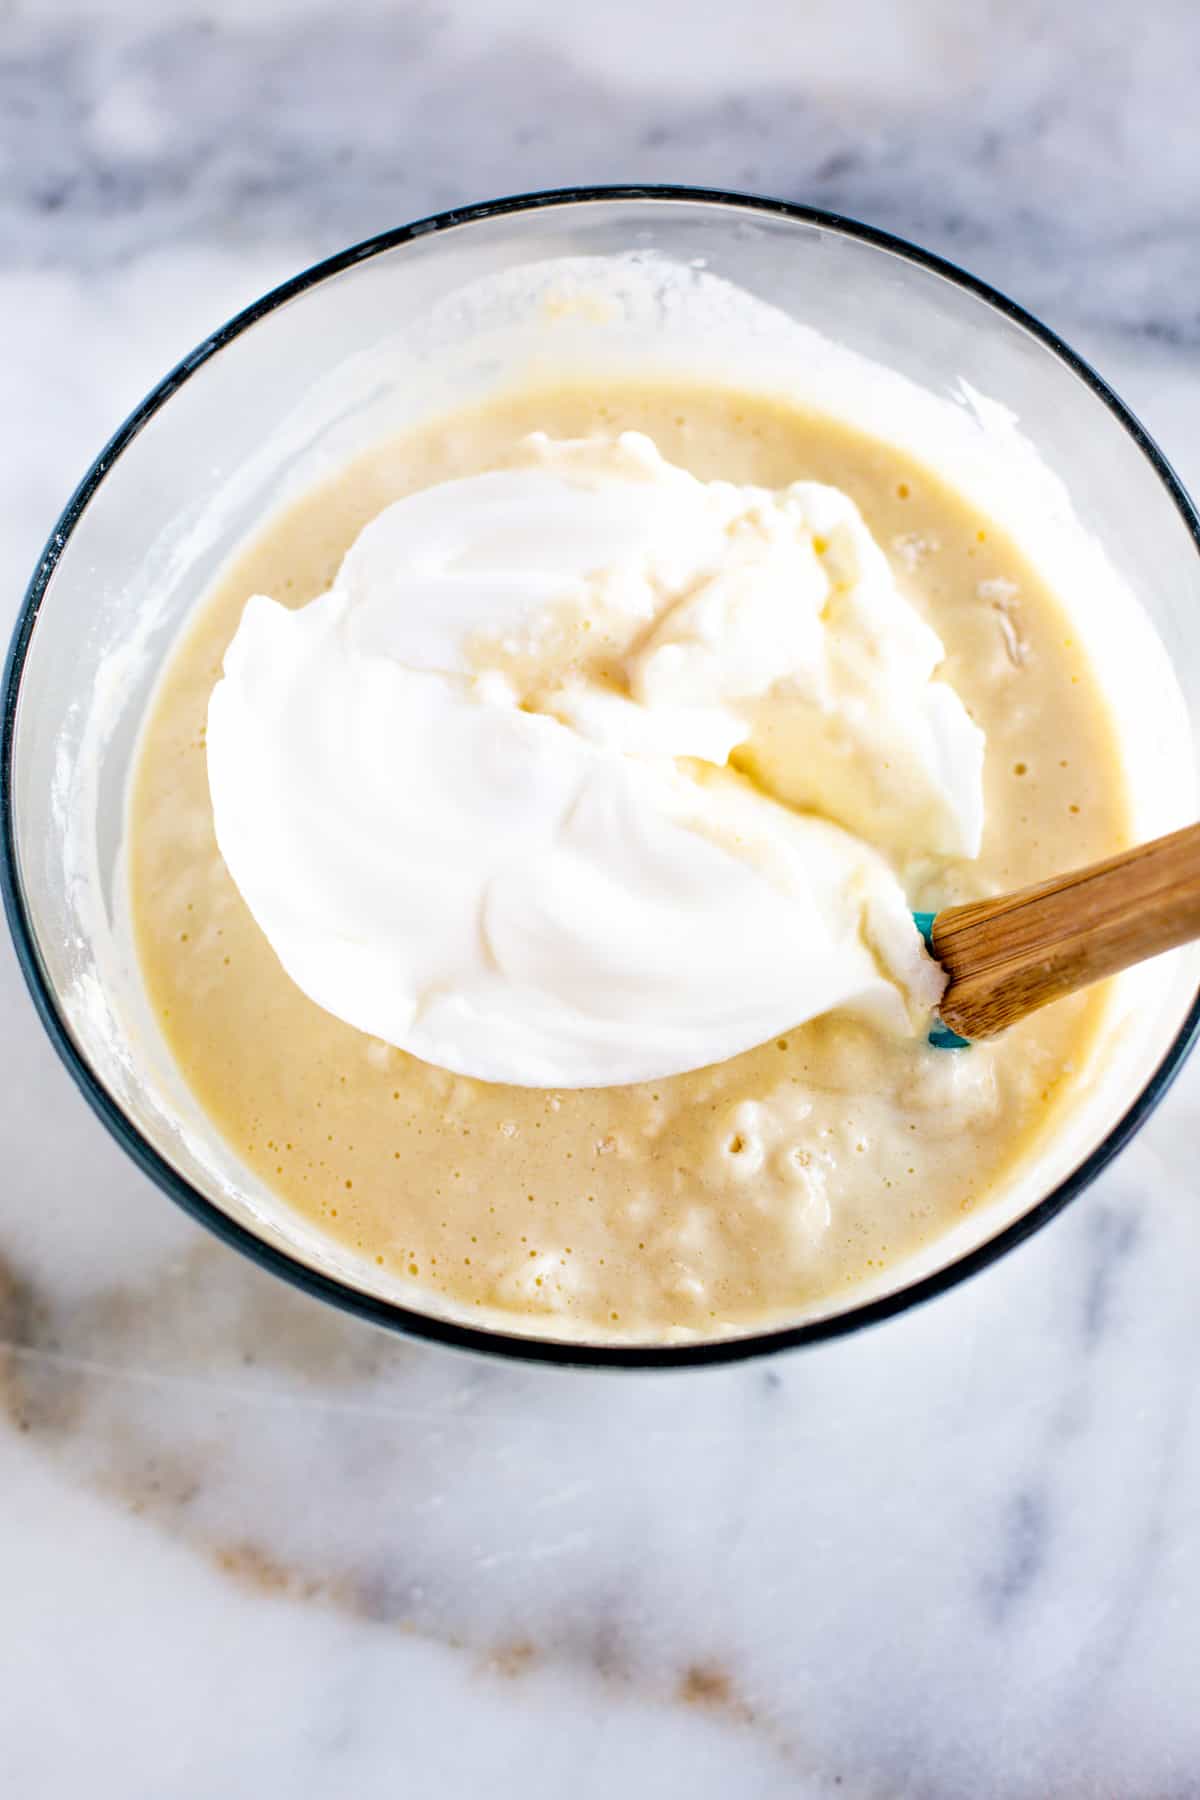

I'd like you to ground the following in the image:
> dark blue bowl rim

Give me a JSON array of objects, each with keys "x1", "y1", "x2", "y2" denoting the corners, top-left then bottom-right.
[{"x1": 4, "y1": 183, "x2": 1200, "y2": 1369}]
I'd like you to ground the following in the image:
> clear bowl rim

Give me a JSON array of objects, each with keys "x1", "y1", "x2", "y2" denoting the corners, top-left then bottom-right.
[{"x1": 4, "y1": 182, "x2": 1200, "y2": 1370}]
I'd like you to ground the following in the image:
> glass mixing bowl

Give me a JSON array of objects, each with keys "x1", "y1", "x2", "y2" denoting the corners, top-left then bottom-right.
[{"x1": 4, "y1": 187, "x2": 1200, "y2": 1367}]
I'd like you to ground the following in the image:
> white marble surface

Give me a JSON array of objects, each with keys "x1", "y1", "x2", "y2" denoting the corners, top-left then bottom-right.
[{"x1": 4, "y1": 2, "x2": 1200, "y2": 1793}]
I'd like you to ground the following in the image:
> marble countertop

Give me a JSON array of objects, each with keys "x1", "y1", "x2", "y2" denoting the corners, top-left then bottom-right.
[{"x1": 4, "y1": 3, "x2": 1200, "y2": 1793}]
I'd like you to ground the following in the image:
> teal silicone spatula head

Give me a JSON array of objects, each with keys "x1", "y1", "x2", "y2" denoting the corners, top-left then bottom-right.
[{"x1": 913, "y1": 912, "x2": 970, "y2": 1049}]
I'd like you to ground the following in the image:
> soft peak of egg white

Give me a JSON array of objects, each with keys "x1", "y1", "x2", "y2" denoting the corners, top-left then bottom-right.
[{"x1": 206, "y1": 433, "x2": 977, "y2": 1087}]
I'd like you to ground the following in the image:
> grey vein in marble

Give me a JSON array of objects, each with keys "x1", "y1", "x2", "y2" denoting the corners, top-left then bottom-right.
[{"x1": 3, "y1": 0, "x2": 1200, "y2": 345}]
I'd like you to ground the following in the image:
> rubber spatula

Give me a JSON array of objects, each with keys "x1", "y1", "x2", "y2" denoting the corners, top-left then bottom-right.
[{"x1": 915, "y1": 821, "x2": 1200, "y2": 1045}]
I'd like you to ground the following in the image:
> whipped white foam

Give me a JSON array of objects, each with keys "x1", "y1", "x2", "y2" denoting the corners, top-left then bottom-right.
[{"x1": 206, "y1": 433, "x2": 981, "y2": 1087}]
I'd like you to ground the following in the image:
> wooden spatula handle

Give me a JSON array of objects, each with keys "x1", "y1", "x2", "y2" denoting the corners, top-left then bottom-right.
[{"x1": 933, "y1": 821, "x2": 1200, "y2": 1040}]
